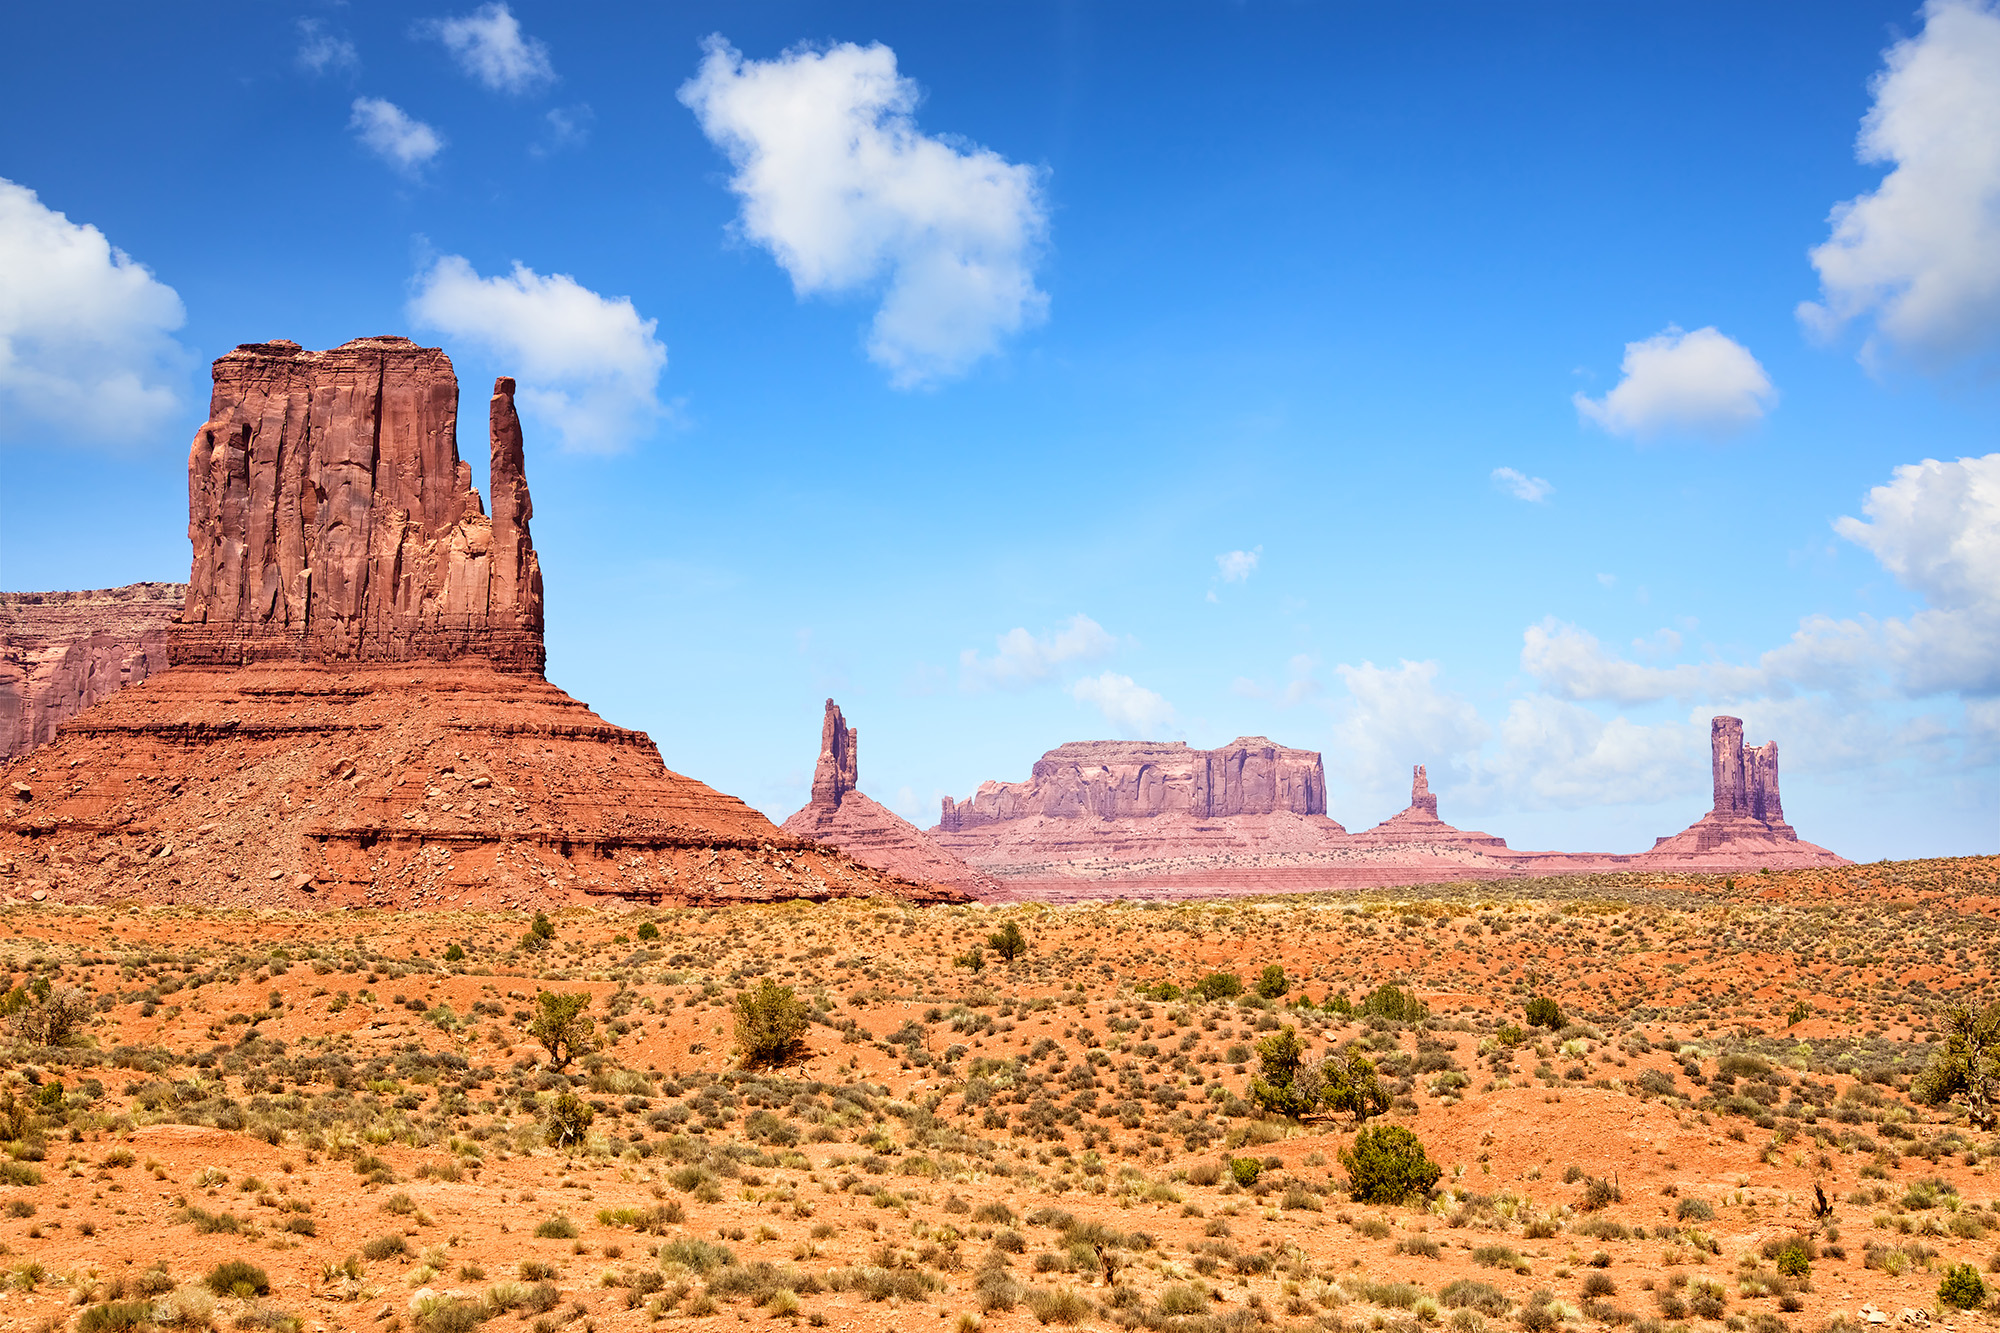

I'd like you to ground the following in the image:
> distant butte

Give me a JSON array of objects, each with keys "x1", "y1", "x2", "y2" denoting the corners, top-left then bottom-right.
[
  {"x1": 0, "y1": 338, "x2": 941, "y2": 909},
  {"x1": 1347, "y1": 765, "x2": 1506, "y2": 851},
  {"x1": 780, "y1": 700, "x2": 989, "y2": 898},
  {"x1": 1, "y1": 583, "x2": 185, "y2": 762}
]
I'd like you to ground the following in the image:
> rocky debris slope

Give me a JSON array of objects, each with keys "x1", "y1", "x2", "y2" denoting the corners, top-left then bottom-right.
[
  {"x1": 0, "y1": 663, "x2": 947, "y2": 909},
  {"x1": 780, "y1": 700, "x2": 993, "y2": 897},
  {"x1": 1348, "y1": 765, "x2": 1508, "y2": 850},
  {"x1": 1632, "y1": 717, "x2": 1844, "y2": 870},
  {"x1": 174, "y1": 338, "x2": 544, "y2": 671},
  {"x1": 0, "y1": 583, "x2": 186, "y2": 762},
  {"x1": 1, "y1": 337, "x2": 944, "y2": 909}
]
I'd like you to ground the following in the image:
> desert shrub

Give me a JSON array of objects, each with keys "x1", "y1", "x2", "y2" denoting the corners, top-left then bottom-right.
[
  {"x1": 0, "y1": 1162, "x2": 42, "y2": 1186},
  {"x1": 1774, "y1": 1240, "x2": 1813, "y2": 1279},
  {"x1": 661, "y1": 1238, "x2": 736, "y2": 1274},
  {"x1": 1185, "y1": 1160, "x2": 1222, "y2": 1187},
  {"x1": 637, "y1": 922, "x2": 660, "y2": 941},
  {"x1": 1524, "y1": 996, "x2": 1564, "y2": 1029},
  {"x1": 79, "y1": 1301, "x2": 153, "y2": 1333},
  {"x1": 543, "y1": 1091, "x2": 594, "y2": 1150},
  {"x1": 1342, "y1": 1124, "x2": 1440, "y2": 1203},
  {"x1": 1027, "y1": 1286, "x2": 1092, "y2": 1325},
  {"x1": 1256, "y1": 965, "x2": 1289, "y2": 999},
  {"x1": 528, "y1": 991, "x2": 595, "y2": 1069},
  {"x1": 9, "y1": 982, "x2": 93, "y2": 1046},
  {"x1": 1317, "y1": 1048, "x2": 1391, "y2": 1121},
  {"x1": 533, "y1": 1213, "x2": 579, "y2": 1240},
  {"x1": 361, "y1": 1233, "x2": 409, "y2": 1261},
  {"x1": 417, "y1": 1297, "x2": 488, "y2": 1333},
  {"x1": 1676, "y1": 1197, "x2": 1715, "y2": 1221},
  {"x1": 1194, "y1": 972, "x2": 1244, "y2": 1002},
  {"x1": 972, "y1": 1200, "x2": 1016, "y2": 1224},
  {"x1": 1156, "y1": 1283, "x2": 1208, "y2": 1316},
  {"x1": 1249, "y1": 1025, "x2": 1313, "y2": 1117},
  {"x1": 1442, "y1": 1280, "x2": 1512, "y2": 1316},
  {"x1": 1578, "y1": 1176, "x2": 1622, "y2": 1211},
  {"x1": 1581, "y1": 1274, "x2": 1616, "y2": 1299},
  {"x1": 1359, "y1": 984, "x2": 1428, "y2": 1023},
  {"x1": 1228, "y1": 1157, "x2": 1263, "y2": 1186},
  {"x1": 987, "y1": 921, "x2": 1030, "y2": 963},
  {"x1": 203, "y1": 1259, "x2": 270, "y2": 1298},
  {"x1": 1940, "y1": 1264, "x2": 1987, "y2": 1310},
  {"x1": 733, "y1": 980, "x2": 810, "y2": 1067}
]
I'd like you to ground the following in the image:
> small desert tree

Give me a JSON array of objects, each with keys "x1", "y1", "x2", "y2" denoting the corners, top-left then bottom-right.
[
  {"x1": 521, "y1": 911, "x2": 556, "y2": 953},
  {"x1": 1914, "y1": 1001, "x2": 2000, "y2": 1128},
  {"x1": 987, "y1": 921, "x2": 1029, "y2": 963},
  {"x1": 529, "y1": 990, "x2": 596, "y2": 1069},
  {"x1": 1250, "y1": 1024, "x2": 1313, "y2": 1117},
  {"x1": 544, "y1": 1091, "x2": 595, "y2": 1151},
  {"x1": 734, "y1": 979, "x2": 811, "y2": 1067},
  {"x1": 1341, "y1": 1124, "x2": 1441, "y2": 1203},
  {"x1": 9, "y1": 980, "x2": 93, "y2": 1047},
  {"x1": 1318, "y1": 1047, "x2": 1391, "y2": 1121},
  {"x1": 1524, "y1": 995, "x2": 1564, "y2": 1029},
  {"x1": 1256, "y1": 965, "x2": 1289, "y2": 999}
]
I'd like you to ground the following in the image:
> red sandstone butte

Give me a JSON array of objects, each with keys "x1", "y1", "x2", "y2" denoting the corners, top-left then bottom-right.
[
  {"x1": 0, "y1": 583, "x2": 186, "y2": 762},
  {"x1": 0, "y1": 338, "x2": 943, "y2": 910},
  {"x1": 780, "y1": 699, "x2": 995, "y2": 898},
  {"x1": 1631, "y1": 716, "x2": 1845, "y2": 871}
]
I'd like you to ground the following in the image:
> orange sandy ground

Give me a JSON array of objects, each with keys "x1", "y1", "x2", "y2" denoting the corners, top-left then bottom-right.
[{"x1": 0, "y1": 856, "x2": 1997, "y2": 1333}]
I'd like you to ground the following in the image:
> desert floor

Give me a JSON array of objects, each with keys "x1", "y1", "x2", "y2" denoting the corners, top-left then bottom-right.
[{"x1": 0, "y1": 856, "x2": 1997, "y2": 1333}]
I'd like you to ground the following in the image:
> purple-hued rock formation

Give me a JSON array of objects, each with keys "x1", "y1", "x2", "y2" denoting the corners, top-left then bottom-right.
[
  {"x1": 1348, "y1": 764, "x2": 1506, "y2": 850},
  {"x1": 938, "y1": 737, "x2": 1327, "y2": 831},
  {"x1": 0, "y1": 584, "x2": 187, "y2": 762},
  {"x1": 1639, "y1": 715, "x2": 1835, "y2": 863}
]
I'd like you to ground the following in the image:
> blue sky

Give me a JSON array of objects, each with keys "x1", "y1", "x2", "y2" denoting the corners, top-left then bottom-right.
[{"x1": 2, "y1": 2, "x2": 1995, "y2": 859}]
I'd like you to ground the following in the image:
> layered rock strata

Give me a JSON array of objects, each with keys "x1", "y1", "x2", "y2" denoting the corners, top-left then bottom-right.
[
  {"x1": 0, "y1": 583, "x2": 186, "y2": 762},
  {"x1": 1348, "y1": 765, "x2": 1507, "y2": 850},
  {"x1": 938, "y1": 737, "x2": 1328, "y2": 829},
  {"x1": 173, "y1": 338, "x2": 544, "y2": 671},
  {"x1": 781, "y1": 700, "x2": 999, "y2": 897},
  {"x1": 0, "y1": 338, "x2": 948, "y2": 908}
]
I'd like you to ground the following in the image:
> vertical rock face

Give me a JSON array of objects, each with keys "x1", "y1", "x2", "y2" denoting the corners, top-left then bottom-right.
[
  {"x1": 1638, "y1": 715, "x2": 1821, "y2": 861},
  {"x1": 810, "y1": 699, "x2": 858, "y2": 810},
  {"x1": 171, "y1": 338, "x2": 544, "y2": 672},
  {"x1": 938, "y1": 737, "x2": 1327, "y2": 831},
  {"x1": 0, "y1": 584, "x2": 186, "y2": 761},
  {"x1": 781, "y1": 698, "x2": 991, "y2": 897},
  {"x1": 1410, "y1": 764, "x2": 1438, "y2": 817}
]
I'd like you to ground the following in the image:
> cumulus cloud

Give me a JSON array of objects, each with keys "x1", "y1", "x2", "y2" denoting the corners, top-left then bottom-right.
[
  {"x1": 408, "y1": 254, "x2": 668, "y2": 453},
  {"x1": 424, "y1": 2, "x2": 555, "y2": 94},
  {"x1": 1069, "y1": 672, "x2": 1178, "y2": 739},
  {"x1": 350, "y1": 98, "x2": 445, "y2": 175},
  {"x1": 1573, "y1": 325, "x2": 1775, "y2": 440},
  {"x1": 1330, "y1": 660, "x2": 1490, "y2": 797},
  {"x1": 1799, "y1": 0, "x2": 2000, "y2": 370},
  {"x1": 1479, "y1": 698, "x2": 1704, "y2": 809},
  {"x1": 296, "y1": 18, "x2": 358, "y2": 75},
  {"x1": 1216, "y1": 548, "x2": 1261, "y2": 582},
  {"x1": 1491, "y1": 466, "x2": 1553, "y2": 502},
  {"x1": 532, "y1": 105, "x2": 593, "y2": 157},
  {"x1": 959, "y1": 614, "x2": 1115, "y2": 691},
  {"x1": 0, "y1": 178, "x2": 188, "y2": 446},
  {"x1": 678, "y1": 36, "x2": 1049, "y2": 387},
  {"x1": 1835, "y1": 452, "x2": 2000, "y2": 696}
]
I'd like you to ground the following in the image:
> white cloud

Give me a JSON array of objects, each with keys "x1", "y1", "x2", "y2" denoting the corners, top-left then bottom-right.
[
  {"x1": 408, "y1": 254, "x2": 669, "y2": 454},
  {"x1": 1479, "y1": 698, "x2": 1703, "y2": 809},
  {"x1": 1799, "y1": 0, "x2": 2000, "y2": 370},
  {"x1": 1069, "y1": 672, "x2": 1178, "y2": 739},
  {"x1": 1835, "y1": 452, "x2": 2000, "y2": 696},
  {"x1": 532, "y1": 105, "x2": 593, "y2": 157},
  {"x1": 1573, "y1": 325, "x2": 1775, "y2": 440},
  {"x1": 296, "y1": 18, "x2": 358, "y2": 75},
  {"x1": 1492, "y1": 466, "x2": 1552, "y2": 502},
  {"x1": 350, "y1": 98, "x2": 445, "y2": 174},
  {"x1": 425, "y1": 2, "x2": 555, "y2": 94},
  {"x1": 1216, "y1": 547, "x2": 1261, "y2": 582},
  {"x1": 960, "y1": 614, "x2": 1115, "y2": 691},
  {"x1": 1330, "y1": 660, "x2": 1490, "y2": 797},
  {"x1": 0, "y1": 178, "x2": 188, "y2": 446},
  {"x1": 678, "y1": 36, "x2": 1049, "y2": 387}
]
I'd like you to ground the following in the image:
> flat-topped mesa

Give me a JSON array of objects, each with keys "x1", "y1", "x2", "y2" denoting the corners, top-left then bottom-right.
[
  {"x1": 781, "y1": 699, "x2": 989, "y2": 897},
  {"x1": 171, "y1": 338, "x2": 545, "y2": 673},
  {"x1": 0, "y1": 583, "x2": 187, "y2": 761},
  {"x1": 938, "y1": 736, "x2": 1327, "y2": 831}
]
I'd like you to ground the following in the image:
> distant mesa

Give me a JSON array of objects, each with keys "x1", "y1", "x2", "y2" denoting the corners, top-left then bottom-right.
[
  {"x1": 1347, "y1": 765, "x2": 1506, "y2": 851},
  {"x1": 1, "y1": 583, "x2": 185, "y2": 763},
  {"x1": 0, "y1": 337, "x2": 936, "y2": 910},
  {"x1": 779, "y1": 700, "x2": 988, "y2": 898},
  {"x1": 939, "y1": 736, "x2": 1333, "y2": 828}
]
